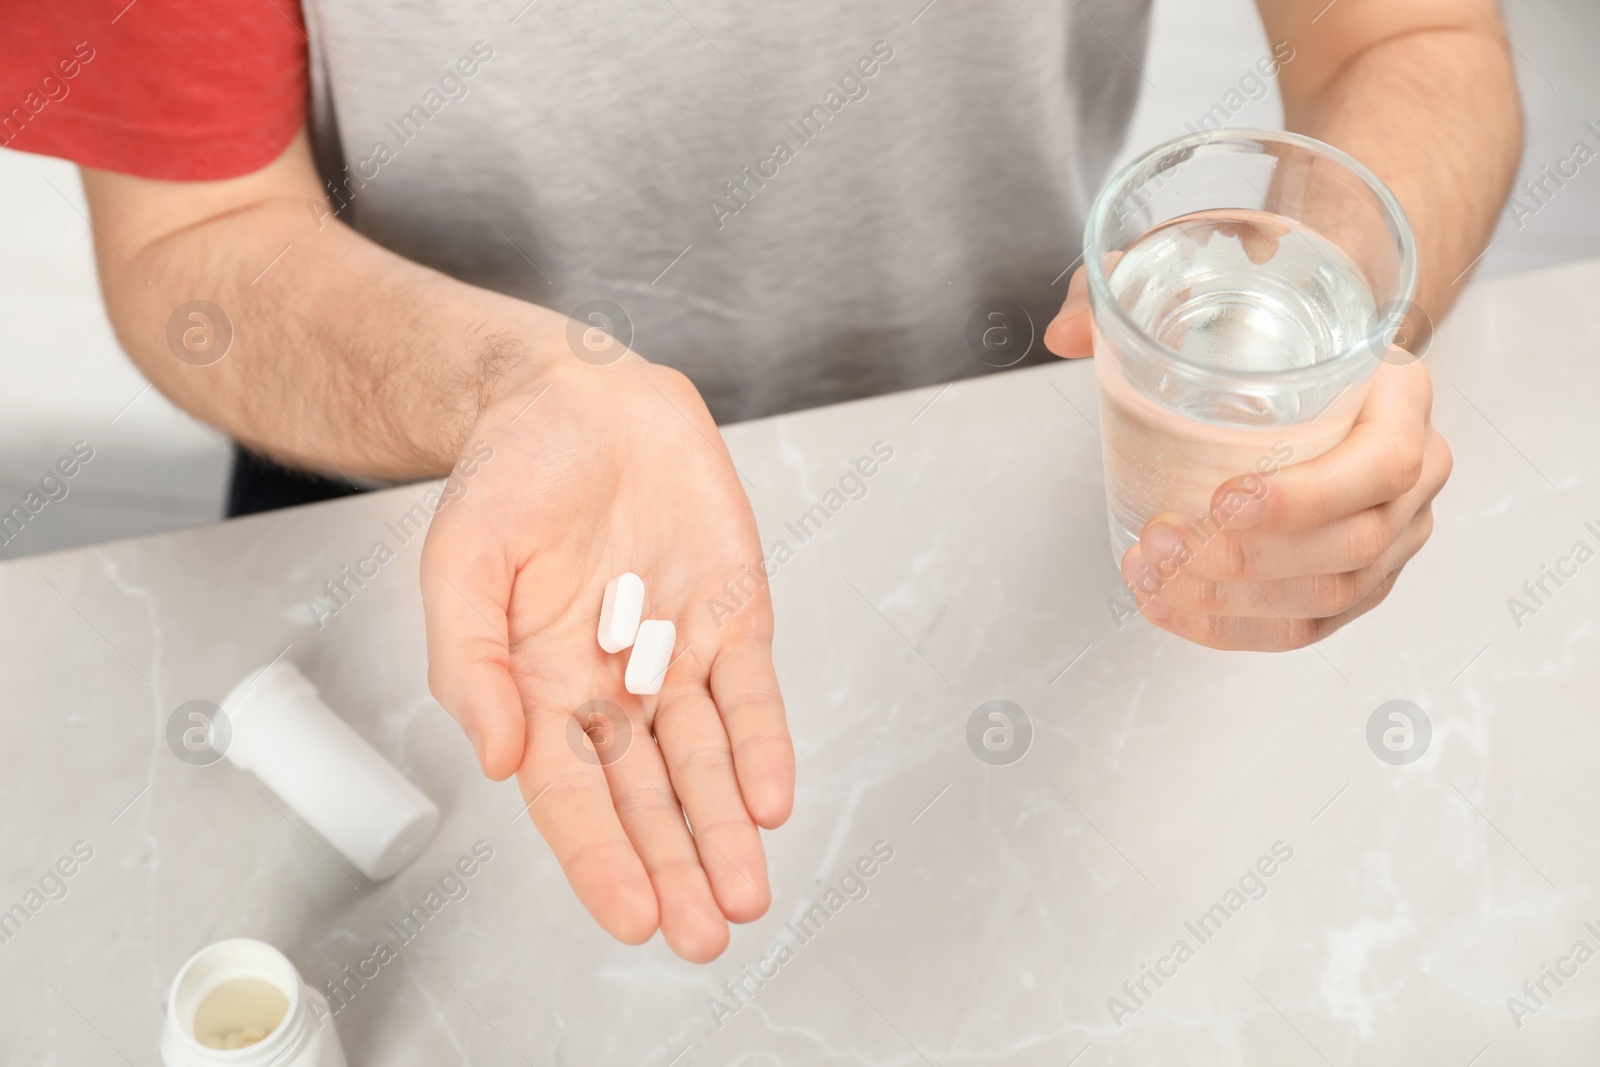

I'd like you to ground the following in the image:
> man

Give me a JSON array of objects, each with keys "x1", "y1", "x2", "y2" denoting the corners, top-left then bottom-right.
[{"x1": 1, "y1": 0, "x2": 1519, "y2": 962}]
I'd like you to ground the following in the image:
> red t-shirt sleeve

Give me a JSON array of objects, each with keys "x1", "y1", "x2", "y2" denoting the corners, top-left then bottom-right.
[{"x1": 0, "y1": 0, "x2": 308, "y2": 181}]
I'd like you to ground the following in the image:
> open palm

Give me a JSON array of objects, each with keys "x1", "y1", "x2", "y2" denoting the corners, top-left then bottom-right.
[{"x1": 421, "y1": 357, "x2": 793, "y2": 962}]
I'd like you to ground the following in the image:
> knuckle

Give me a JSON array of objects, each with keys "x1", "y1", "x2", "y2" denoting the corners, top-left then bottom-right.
[
  {"x1": 1389, "y1": 437, "x2": 1425, "y2": 495},
  {"x1": 1433, "y1": 430, "x2": 1454, "y2": 483},
  {"x1": 640, "y1": 853, "x2": 702, "y2": 882},
  {"x1": 425, "y1": 665, "x2": 447, "y2": 705},
  {"x1": 540, "y1": 767, "x2": 606, "y2": 802},
  {"x1": 1217, "y1": 612, "x2": 1317, "y2": 651},
  {"x1": 1275, "y1": 618, "x2": 1317, "y2": 651},
  {"x1": 1182, "y1": 575, "x2": 1227, "y2": 614},
  {"x1": 1310, "y1": 572, "x2": 1364, "y2": 617},
  {"x1": 1416, "y1": 504, "x2": 1436, "y2": 544},
  {"x1": 718, "y1": 683, "x2": 783, "y2": 723},
  {"x1": 653, "y1": 363, "x2": 697, "y2": 397},
  {"x1": 1189, "y1": 610, "x2": 1229, "y2": 649},
  {"x1": 1209, "y1": 533, "x2": 1252, "y2": 581},
  {"x1": 669, "y1": 744, "x2": 735, "y2": 778},
  {"x1": 613, "y1": 784, "x2": 677, "y2": 821},
  {"x1": 1301, "y1": 474, "x2": 1338, "y2": 527},
  {"x1": 693, "y1": 816, "x2": 755, "y2": 841},
  {"x1": 1343, "y1": 511, "x2": 1392, "y2": 569}
]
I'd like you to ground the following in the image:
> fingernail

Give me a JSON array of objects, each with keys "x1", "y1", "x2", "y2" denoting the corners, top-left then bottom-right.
[
  {"x1": 1143, "y1": 597, "x2": 1171, "y2": 622},
  {"x1": 1060, "y1": 290, "x2": 1089, "y2": 318},
  {"x1": 1142, "y1": 523, "x2": 1183, "y2": 564}
]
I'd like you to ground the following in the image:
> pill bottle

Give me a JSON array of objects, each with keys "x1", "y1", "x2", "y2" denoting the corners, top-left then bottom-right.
[
  {"x1": 160, "y1": 938, "x2": 346, "y2": 1067},
  {"x1": 222, "y1": 660, "x2": 439, "y2": 881}
]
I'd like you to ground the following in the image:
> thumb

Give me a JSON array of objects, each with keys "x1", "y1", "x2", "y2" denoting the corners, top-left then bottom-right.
[
  {"x1": 420, "y1": 523, "x2": 527, "y2": 781},
  {"x1": 1043, "y1": 263, "x2": 1095, "y2": 359}
]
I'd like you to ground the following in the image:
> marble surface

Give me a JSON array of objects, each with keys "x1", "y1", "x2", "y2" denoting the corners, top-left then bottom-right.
[{"x1": 4, "y1": 259, "x2": 1600, "y2": 1066}]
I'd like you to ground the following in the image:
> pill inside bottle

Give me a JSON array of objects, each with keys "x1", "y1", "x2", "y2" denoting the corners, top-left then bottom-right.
[{"x1": 193, "y1": 977, "x2": 289, "y2": 1050}]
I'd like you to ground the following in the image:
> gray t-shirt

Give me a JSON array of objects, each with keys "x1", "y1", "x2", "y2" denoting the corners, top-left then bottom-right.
[{"x1": 301, "y1": 0, "x2": 1150, "y2": 423}]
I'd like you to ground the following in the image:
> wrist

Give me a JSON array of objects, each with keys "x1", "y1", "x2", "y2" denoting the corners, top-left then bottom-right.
[{"x1": 455, "y1": 305, "x2": 576, "y2": 442}]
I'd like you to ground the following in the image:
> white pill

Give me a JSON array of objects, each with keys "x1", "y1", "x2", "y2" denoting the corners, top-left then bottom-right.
[
  {"x1": 598, "y1": 572, "x2": 645, "y2": 653},
  {"x1": 625, "y1": 620, "x2": 676, "y2": 695}
]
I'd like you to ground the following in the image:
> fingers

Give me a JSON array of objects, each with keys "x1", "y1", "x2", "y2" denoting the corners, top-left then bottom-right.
[
  {"x1": 1138, "y1": 503, "x2": 1403, "y2": 584},
  {"x1": 1043, "y1": 265, "x2": 1094, "y2": 359},
  {"x1": 1160, "y1": 426, "x2": 1451, "y2": 583},
  {"x1": 655, "y1": 682, "x2": 773, "y2": 928},
  {"x1": 1212, "y1": 215, "x2": 1285, "y2": 265},
  {"x1": 595, "y1": 702, "x2": 732, "y2": 963},
  {"x1": 1124, "y1": 408, "x2": 1449, "y2": 649},
  {"x1": 420, "y1": 525, "x2": 526, "y2": 781},
  {"x1": 519, "y1": 705, "x2": 660, "y2": 947},
  {"x1": 1134, "y1": 567, "x2": 1403, "y2": 651},
  {"x1": 1124, "y1": 503, "x2": 1434, "y2": 621},
  {"x1": 1210, "y1": 361, "x2": 1432, "y2": 533},
  {"x1": 709, "y1": 639, "x2": 794, "y2": 830}
]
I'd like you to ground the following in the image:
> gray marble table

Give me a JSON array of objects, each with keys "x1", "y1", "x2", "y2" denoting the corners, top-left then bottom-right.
[{"x1": 4, "y1": 258, "x2": 1600, "y2": 1066}]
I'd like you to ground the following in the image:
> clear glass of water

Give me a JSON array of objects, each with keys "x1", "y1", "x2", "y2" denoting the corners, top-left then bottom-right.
[{"x1": 1082, "y1": 129, "x2": 1418, "y2": 562}]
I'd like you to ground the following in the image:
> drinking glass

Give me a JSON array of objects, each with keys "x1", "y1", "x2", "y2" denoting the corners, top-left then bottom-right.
[{"x1": 1082, "y1": 128, "x2": 1418, "y2": 563}]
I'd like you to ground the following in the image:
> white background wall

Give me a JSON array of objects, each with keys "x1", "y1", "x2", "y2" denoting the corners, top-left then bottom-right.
[
  {"x1": 0, "y1": 155, "x2": 230, "y2": 561},
  {"x1": 0, "y1": 0, "x2": 1595, "y2": 560},
  {"x1": 1111, "y1": 0, "x2": 1600, "y2": 278}
]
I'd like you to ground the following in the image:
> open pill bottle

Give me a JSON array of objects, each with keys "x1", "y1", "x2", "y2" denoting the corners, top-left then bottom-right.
[{"x1": 160, "y1": 938, "x2": 346, "y2": 1067}]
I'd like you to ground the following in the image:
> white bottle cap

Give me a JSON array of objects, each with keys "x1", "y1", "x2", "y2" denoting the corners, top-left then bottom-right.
[{"x1": 222, "y1": 661, "x2": 439, "y2": 881}]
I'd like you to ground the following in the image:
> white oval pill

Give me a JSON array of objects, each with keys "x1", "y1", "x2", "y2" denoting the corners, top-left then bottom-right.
[
  {"x1": 625, "y1": 620, "x2": 676, "y2": 695},
  {"x1": 598, "y1": 572, "x2": 645, "y2": 653}
]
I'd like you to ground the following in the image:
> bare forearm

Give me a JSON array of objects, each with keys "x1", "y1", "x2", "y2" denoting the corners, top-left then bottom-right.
[
  {"x1": 1262, "y1": 0, "x2": 1523, "y2": 332},
  {"x1": 1290, "y1": 31, "x2": 1520, "y2": 324},
  {"x1": 86, "y1": 140, "x2": 566, "y2": 479}
]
